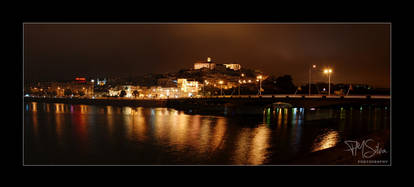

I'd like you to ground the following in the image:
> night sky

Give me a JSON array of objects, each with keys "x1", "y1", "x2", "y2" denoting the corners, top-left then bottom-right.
[{"x1": 24, "y1": 23, "x2": 390, "y2": 88}]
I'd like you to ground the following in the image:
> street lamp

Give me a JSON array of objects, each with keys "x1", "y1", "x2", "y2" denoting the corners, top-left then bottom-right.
[
  {"x1": 219, "y1": 80, "x2": 224, "y2": 96},
  {"x1": 323, "y1": 68, "x2": 333, "y2": 96},
  {"x1": 309, "y1": 65, "x2": 316, "y2": 96},
  {"x1": 257, "y1": 75, "x2": 263, "y2": 95},
  {"x1": 238, "y1": 74, "x2": 245, "y2": 95},
  {"x1": 203, "y1": 80, "x2": 208, "y2": 96},
  {"x1": 238, "y1": 79, "x2": 241, "y2": 95}
]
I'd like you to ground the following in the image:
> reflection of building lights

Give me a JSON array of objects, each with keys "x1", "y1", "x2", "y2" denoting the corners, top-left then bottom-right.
[{"x1": 313, "y1": 131, "x2": 339, "y2": 152}]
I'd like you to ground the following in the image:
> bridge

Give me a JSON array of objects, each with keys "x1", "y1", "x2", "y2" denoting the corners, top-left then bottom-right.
[
  {"x1": 24, "y1": 94, "x2": 390, "y2": 116},
  {"x1": 165, "y1": 94, "x2": 390, "y2": 115}
]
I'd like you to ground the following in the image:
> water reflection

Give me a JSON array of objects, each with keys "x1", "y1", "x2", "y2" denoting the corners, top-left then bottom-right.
[
  {"x1": 129, "y1": 107, "x2": 147, "y2": 142},
  {"x1": 24, "y1": 102, "x2": 390, "y2": 165},
  {"x1": 31, "y1": 102, "x2": 37, "y2": 112},
  {"x1": 312, "y1": 130, "x2": 340, "y2": 152}
]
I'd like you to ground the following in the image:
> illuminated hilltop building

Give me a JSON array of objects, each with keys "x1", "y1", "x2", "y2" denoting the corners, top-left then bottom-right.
[
  {"x1": 223, "y1": 63, "x2": 241, "y2": 71},
  {"x1": 194, "y1": 57, "x2": 241, "y2": 71},
  {"x1": 194, "y1": 57, "x2": 216, "y2": 70}
]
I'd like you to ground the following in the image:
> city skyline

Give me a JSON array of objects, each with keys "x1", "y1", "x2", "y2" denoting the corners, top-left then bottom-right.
[
  {"x1": 23, "y1": 22, "x2": 391, "y2": 166},
  {"x1": 24, "y1": 23, "x2": 390, "y2": 88}
]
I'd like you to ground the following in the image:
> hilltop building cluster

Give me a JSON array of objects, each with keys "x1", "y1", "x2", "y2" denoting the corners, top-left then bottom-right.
[
  {"x1": 194, "y1": 57, "x2": 241, "y2": 71},
  {"x1": 25, "y1": 57, "x2": 262, "y2": 98}
]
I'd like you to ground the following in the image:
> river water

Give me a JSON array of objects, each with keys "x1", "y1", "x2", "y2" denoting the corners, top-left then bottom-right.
[{"x1": 24, "y1": 102, "x2": 390, "y2": 165}]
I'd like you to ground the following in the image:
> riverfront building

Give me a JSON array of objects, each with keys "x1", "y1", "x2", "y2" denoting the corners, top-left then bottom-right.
[
  {"x1": 26, "y1": 78, "x2": 94, "y2": 97},
  {"x1": 177, "y1": 78, "x2": 200, "y2": 97},
  {"x1": 107, "y1": 78, "x2": 200, "y2": 98}
]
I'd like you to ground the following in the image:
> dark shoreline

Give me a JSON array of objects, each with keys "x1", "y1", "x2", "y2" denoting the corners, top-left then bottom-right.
[{"x1": 24, "y1": 97, "x2": 167, "y2": 107}]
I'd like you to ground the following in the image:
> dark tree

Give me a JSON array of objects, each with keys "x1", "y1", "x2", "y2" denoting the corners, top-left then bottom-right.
[
  {"x1": 119, "y1": 90, "x2": 127, "y2": 97},
  {"x1": 64, "y1": 89, "x2": 72, "y2": 96},
  {"x1": 275, "y1": 75, "x2": 296, "y2": 94},
  {"x1": 50, "y1": 91, "x2": 57, "y2": 96},
  {"x1": 132, "y1": 90, "x2": 139, "y2": 98},
  {"x1": 262, "y1": 75, "x2": 279, "y2": 93}
]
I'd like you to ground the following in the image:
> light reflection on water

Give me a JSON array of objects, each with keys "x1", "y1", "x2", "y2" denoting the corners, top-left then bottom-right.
[
  {"x1": 312, "y1": 130, "x2": 340, "y2": 152},
  {"x1": 24, "y1": 102, "x2": 389, "y2": 165}
]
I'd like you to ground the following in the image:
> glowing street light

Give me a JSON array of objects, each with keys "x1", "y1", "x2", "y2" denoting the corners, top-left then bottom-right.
[
  {"x1": 203, "y1": 80, "x2": 209, "y2": 96},
  {"x1": 323, "y1": 68, "x2": 333, "y2": 96},
  {"x1": 257, "y1": 75, "x2": 263, "y2": 95},
  {"x1": 309, "y1": 64, "x2": 317, "y2": 96},
  {"x1": 239, "y1": 73, "x2": 246, "y2": 95},
  {"x1": 219, "y1": 80, "x2": 224, "y2": 96}
]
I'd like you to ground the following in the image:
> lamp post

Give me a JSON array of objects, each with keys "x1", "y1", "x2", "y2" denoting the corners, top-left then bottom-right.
[
  {"x1": 323, "y1": 68, "x2": 333, "y2": 96},
  {"x1": 309, "y1": 65, "x2": 316, "y2": 96},
  {"x1": 257, "y1": 75, "x2": 263, "y2": 95},
  {"x1": 239, "y1": 73, "x2": 244, "y2": 95},
  {"x1": 238, "y1": 80, "x2": 241, "y2": 95},
  {"x1": 219, "y1": 80, "x2": 224, "y2": 96},
  {"x1": 203, "y1": 80, "x2": 208, "y2": 97}
]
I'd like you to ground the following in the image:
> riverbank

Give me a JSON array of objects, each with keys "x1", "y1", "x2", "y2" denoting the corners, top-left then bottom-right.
[
  {"x1": 286, "y1": 130, "x2": 390, "y2": 165},
  {"x1": 24, "y1": 97, "x2": 167, "y2": 107},
  {"x1": 24, "y1": 96, "x2": 390, "y2": 117}
]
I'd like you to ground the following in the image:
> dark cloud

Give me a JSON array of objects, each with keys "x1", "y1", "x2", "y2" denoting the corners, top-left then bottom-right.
[{"x1": 24, "y1": 23, "x2": 390, "y2": 88}]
